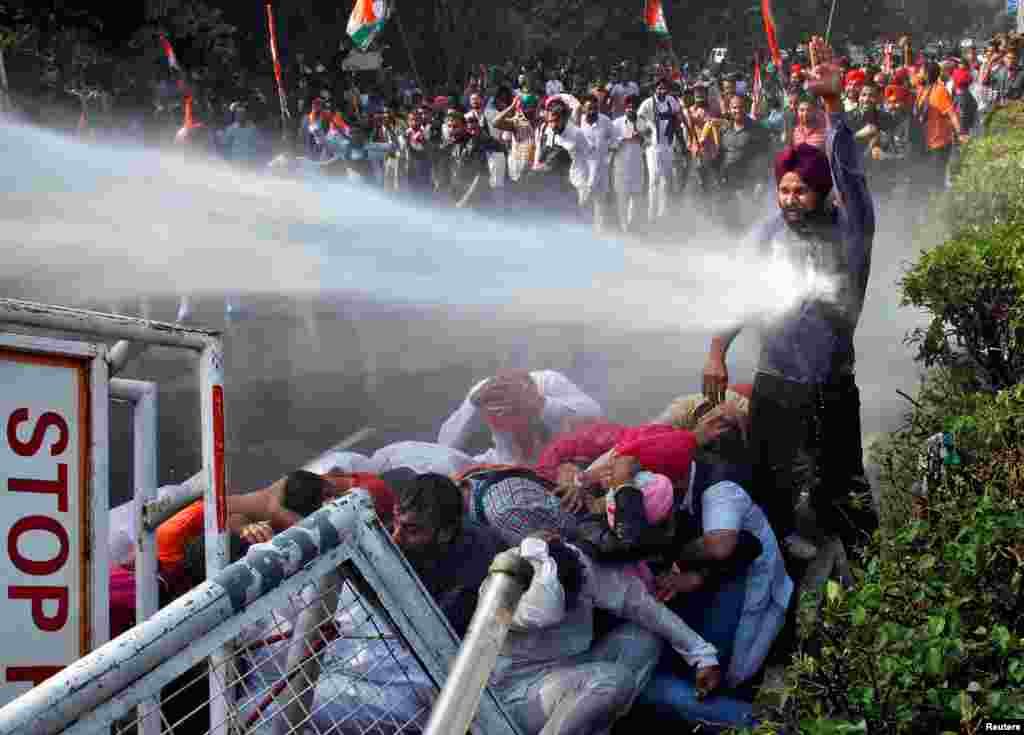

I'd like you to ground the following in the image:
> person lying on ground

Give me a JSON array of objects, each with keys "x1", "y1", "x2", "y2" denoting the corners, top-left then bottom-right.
[
  {"x1": 437, "y1": 369, "x2": 602, "y2": 465},
  {"x1": 490, "y1": 534, "x2": 722, "y2": 735},
  {"x1": 155, "y1": 470, "x2": 331, "y2": 568},
  {"x1": 389, "y1": 471, "x2": 505, "y2": 636}
]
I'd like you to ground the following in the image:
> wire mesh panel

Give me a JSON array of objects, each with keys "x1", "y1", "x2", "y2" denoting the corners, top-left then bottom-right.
[
  {"x1": 37, "y1": 494, "x2": 521, "y2": 735},
  {"x1": 109, "y1": 565, "x2": 435, "y2": 735}
]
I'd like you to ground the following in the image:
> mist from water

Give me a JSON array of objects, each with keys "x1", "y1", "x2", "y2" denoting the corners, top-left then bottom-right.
[
  {"x1": 1, "y1": 122, "x2": 823, "y2": 333},
  {"x1": 1, "y1": 121, "x2": 932, "y2": 492}
]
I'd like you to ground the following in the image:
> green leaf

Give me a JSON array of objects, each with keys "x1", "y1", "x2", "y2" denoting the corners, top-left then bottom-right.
[
  {"x1": 928, "y1": 615, "x2": 946, "y2": 637},
  {"x1": 994, "y1": 625, "x2": 1012, "y2": 654},
  {"x1": 826, "y1": 579, "x2": 843, "y2": 605},
  {"x1": 852, "y1": 606, "x2": 866, "y2": 626},
  {"x1": 927, "y1": 647, "x2": 945, "y2": 677}
]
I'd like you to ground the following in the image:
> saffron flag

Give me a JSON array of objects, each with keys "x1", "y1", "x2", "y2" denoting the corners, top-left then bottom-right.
[
  {"x1": 266, "y1": 3, "x2": 291, "y2": 120},
  {"x1": 347, "y1": 0, "x2": 390, "y2": 52},
  {"x1": 751, "y1": 53, "x2": 763, "y2": 119},
  {"x1": 761, "y1": 0, "x2": 782, "y2": 68},
  {"x1": 644, "y1": 0, "x2": 671, "y2": 37},
  {"x1": 159, "y1": 33, "x2": 181, "y2": 71}
]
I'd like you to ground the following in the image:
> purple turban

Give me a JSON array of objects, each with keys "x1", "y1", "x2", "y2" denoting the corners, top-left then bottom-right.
[{"x1": 774, "y1": 144, "x2": 833, "y2": 198}]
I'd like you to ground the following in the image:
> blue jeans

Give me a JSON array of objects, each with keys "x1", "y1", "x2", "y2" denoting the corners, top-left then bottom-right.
[{"x1": 631, "y1": 572, "x2": 757, "y2": 729}]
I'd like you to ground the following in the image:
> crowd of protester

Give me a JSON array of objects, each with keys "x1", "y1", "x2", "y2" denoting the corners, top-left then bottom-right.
[
  {"x1": 156, "y1": 31, "x2": 1024, "y2": 236},
  {"x1": 83, "y1": 27, "x2": 1024, "y2": 735}
]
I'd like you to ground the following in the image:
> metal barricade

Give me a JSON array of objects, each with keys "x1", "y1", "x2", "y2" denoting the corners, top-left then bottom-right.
[{"x1": 0, "y1": 492, "x2": 521, "y2": 735}]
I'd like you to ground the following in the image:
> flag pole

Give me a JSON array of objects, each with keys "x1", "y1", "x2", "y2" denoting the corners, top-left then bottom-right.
[
  {"x1": 392, "y1": 2, "x2": 426, "y2": 95},
  {"x1": 266, "y1": 3, "x2": 291, "y2": 144},
  {"x1": 825, "y1": 0, "x2": 838, "y2": 45}
]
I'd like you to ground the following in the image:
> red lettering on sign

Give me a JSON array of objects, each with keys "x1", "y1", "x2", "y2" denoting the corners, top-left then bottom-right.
[
  {"x1": 213, "y1": 385, "x2": 227, "y2": 533},
  {"x1": 5, "y1": 666, "x2": 63, "y2": 687},
  {"x1": 8, "y1": 464, "x2": 69, "y2": 513},
  {"x1": 6, "y1": 409, "x2": 69, "y2": 457},
  {"x1": 8, "y1": 586, "x2": 69, "y2": 632},
  {"x1": 8, "y1": 516, "x2": 69, "y2": 576}
]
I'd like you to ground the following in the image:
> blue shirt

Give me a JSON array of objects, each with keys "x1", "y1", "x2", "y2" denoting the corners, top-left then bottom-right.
[{"x1": 750, "y1": 111, "x2": 875, "y2": 384}]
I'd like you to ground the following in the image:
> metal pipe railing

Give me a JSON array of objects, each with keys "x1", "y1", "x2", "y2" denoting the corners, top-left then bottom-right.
[
  {"x1": 0, "y1": 298, "x2": 219, "y2": 351},
  {"x1": 0, "y1": 497, "x2": 362, "y2": 735},
  {"x1": 423, "y1": 550, "x2": 534, "y2": 735}
]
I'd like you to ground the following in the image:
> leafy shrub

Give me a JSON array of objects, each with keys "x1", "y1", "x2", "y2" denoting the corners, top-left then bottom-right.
[
  {"x1": 746, "y1": 377, "x2": 1024, "y2": 733},
  {"x1": 902, "y1": 104, "x2": 1024, "y2": 391},
  {"x1": 945, "y1": 102, "x2": 1024, "y2": 234},
  {"x1": 901, "y1": 222, "x2": 1024, "y2": 391}
]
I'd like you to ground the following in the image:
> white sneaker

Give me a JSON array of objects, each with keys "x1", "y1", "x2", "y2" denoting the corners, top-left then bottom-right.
[{"x1": 782, "y1": 533, "x2": 818, "y2": 561}]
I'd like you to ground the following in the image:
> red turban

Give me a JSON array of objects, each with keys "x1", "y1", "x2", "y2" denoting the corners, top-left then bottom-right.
[
  {"x1": 951, "y1": 68, "x2": 972, "y2": 89},
  {"x1": 614, "y1": 424, "x2": 697, "y2": 486},
  {"x1": 790, "y1": 64, "x2": 803, "y2": 75},
  {"x1": 535, "y1": 421, "x2": 628, "y2": 482},
  {"x1": 885, "y1": 84, "x2": 912, "y2": 104},
  {"x1": 845, "y1": 69, "x2": 867, "y2": 86},
  {"x1": 774, "y1": 144, "x2": 833, "y2": 198}
]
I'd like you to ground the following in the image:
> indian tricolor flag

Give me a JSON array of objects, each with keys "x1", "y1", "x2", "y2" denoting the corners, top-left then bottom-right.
[
  {"x1": 644, "y1": 0, "x2": 671, "y2": 38},
  {"x1": 347, "y1": 0, "x2": 390, "y2": 51}
]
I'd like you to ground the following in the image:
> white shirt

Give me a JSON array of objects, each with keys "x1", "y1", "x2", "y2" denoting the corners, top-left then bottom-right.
[
  {"x1": 545, "y1": 79, "x2": 565, "y2": 97},
  {"x1": 576, "y1": 113, "x2": 614, "y2": 192},
  {"x1": 437, "y1": 370, "x2": 602, "y2": 465},
  {"x1": 637, "y1": 95, "x2": 682, "y2": 149}
]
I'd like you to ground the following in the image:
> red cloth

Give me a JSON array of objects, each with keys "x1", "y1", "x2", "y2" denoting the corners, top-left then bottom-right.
[
  {"x1": 774, "y1": 144, "x2": 833, "y2": 197},
  {"x1": 845, "y1": 69, "x2": 867, "y2": 86},
  {"x1": 109, "y1": 565, "x2": 138, "y2": 638},
  {"x1": 534, "y1": 421, "x2": 629, "y2": 482},
  {"x1": 324, "y1": 472, "x2": 396, "y2": 522},
  {"x1": 731, "y1": 383, "x2": 753, "y2": 400},
  {"x1": 614, "y1": 424, "x2": 697, "y2": 486},
  {"x1": 951, "y1": 68, "x2": 972, "y2": 89}
]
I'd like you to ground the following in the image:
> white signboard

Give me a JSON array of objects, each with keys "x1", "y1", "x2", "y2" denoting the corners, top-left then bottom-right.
[
  {"x1": 0, "y1": 343, "x2": 103, "y2": 707},
  {"x1": 342, "y1": 50, "x2": 383, "y2": 71}
]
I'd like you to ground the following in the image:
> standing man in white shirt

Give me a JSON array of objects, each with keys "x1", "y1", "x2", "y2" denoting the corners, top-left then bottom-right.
[
  {"x1": 575, "y1": 94, "x2": 615, "y2": 233},
  {"x1": 637, "y1": 78, "x2": 682, "y2": 225},
  {"x1": 610, "y1": 95, "x2": 646, "y2": 232},
  {"x1": 607, "y1": 67, "x2": 641, "y2": 120}
]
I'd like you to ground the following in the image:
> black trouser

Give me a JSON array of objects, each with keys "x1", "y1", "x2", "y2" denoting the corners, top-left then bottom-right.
[
  {"x1": 748, "y1": 372, "x2": 870, "y2": 545},
  {"x1": 911, "y1": 145, "x2": 952, "y2": 200}
]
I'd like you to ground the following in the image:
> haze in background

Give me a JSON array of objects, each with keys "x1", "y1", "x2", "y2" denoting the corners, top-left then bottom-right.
[{"x1": 0, "y1": 122, "x2": 927, "y2": 496}]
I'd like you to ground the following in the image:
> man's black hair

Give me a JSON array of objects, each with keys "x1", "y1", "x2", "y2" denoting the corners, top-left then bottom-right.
[
  {"x1": 395, "y1": 473, "x2": 464, "y2": 538},
  {"x1": 282, "y1": 470, "x2": 328, "y2": 518}
]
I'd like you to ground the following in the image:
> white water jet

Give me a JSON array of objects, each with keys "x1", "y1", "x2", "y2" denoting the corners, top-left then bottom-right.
[{"x1": 1, "y1": 122, "x2": 819, "y2": 333}]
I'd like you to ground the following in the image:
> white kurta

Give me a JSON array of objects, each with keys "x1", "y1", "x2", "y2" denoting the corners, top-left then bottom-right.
[
  {"x1": 437, "y1": 370, "x2": 603, "y2": 466},
  {"x1": 577, "y1": 113, "x2": 614, "y2": 195},
  {"x1": 637, "y1": 95, "x2": 681, "y2": 179},
  {"x1": 611, "y1": 117, "x2": 645, "y2": 195}
]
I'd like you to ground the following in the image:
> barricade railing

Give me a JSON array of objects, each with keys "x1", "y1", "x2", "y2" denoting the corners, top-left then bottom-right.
[
  {"x1": 0, "y1": 299, "x2": 226, "y2": 716},
  {"x1": 0, "y1": 491, "x2": 521, "y2": 735}
]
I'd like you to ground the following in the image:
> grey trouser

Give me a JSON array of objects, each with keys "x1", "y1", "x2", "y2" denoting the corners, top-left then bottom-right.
[{"x1": 499, "y1": 623, "x2": 662, "y2": 735}]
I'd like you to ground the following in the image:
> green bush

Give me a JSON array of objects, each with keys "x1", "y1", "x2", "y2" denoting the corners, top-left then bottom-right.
[
  {"x1": 746, "y1": 375, "x2": 1024, "y2": 734},
  {"x1": 945, "y1": 102, "x2": 1024, "y2": 235},
  {"x1": 902, "y1": 103, "x2": 1024, "y2": 391},
  {"x1": 901, "y1": 222, "x2": 1024, "y2": 391}
]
